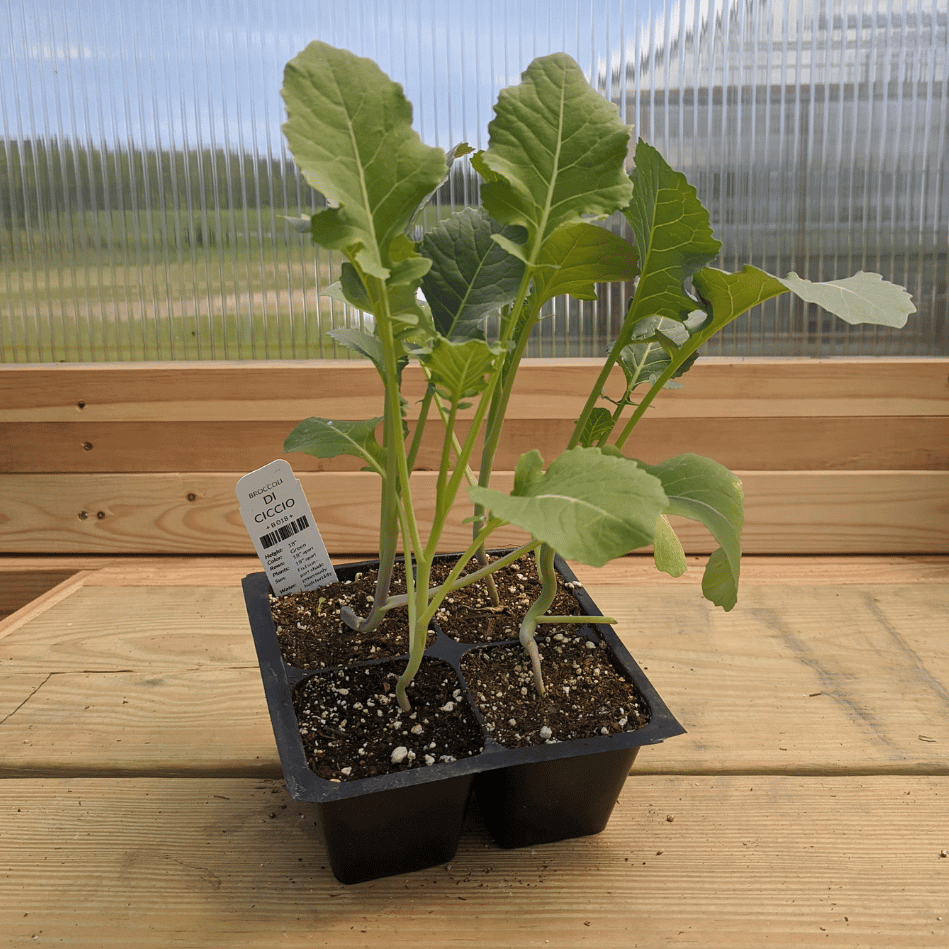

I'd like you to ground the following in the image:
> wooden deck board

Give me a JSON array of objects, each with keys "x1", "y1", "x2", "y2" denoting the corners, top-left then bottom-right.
[
  {"x1": 7, "y1": 416, "x2": 946, "y2": 473},
  {"x1": 3, "y1": 358, "x2": 946, "y2": 421},
  {"x1": 4, "y1": 553, "x2": 949, "y2": 587},
  {"x1": 0, "y1": 585, "x2": 252, "y2": 663},
  {"x1": 1, "y1": 575, "x2": 947, "y2": 777},
  {"x1": 2, "y1": 469, "x2": 948, "y2": 554},
  {"x1": 2, "y1": 555, "x2": 948, "y2": 946},
  {"x1": 0, "y1": 669, "x2": 277, "y2": 778},
  {"x1": 2, "y1": 776, "x2": 947, "y2": 948}
]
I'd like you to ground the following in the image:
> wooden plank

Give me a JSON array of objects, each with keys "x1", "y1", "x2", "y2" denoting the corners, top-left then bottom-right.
[
  {"x1": 0, "y1": 470, "x2": 530, "y2": 555},
  {"x1": 0, "y1": 669, "x2": 276, "y2": 778},
  {"x1": 1, "y1": 776, "x2": 947, "y2": 947},
  {"x1": 0, "y1": 555, "x2": 363, "y2": 585},
  {"x1": 2, "y1": 554, "x2": 945, "y2": 588},
  {"x1": 0, "y1": 569, "x2": 79, "y2": 619},
  {"x1": 734, "y1": 470, "x2": 949, "y2": 553},
  {"x1": 0, "y1": 570, "x2": 87, "y2": 637},
  {"x1": 76, "y1": 553, "x2": 949, "y2": 588},
  {"x1": 1, "y1": 470, "x2": 947, "y2": 554},
  {"x1": 0, "y1": 673, "x2": 48, "y2": 721},
  {"x1": 590, "y1": 583, "x2": 949, "y2": 774},
  {"x1": 2, "y1": 357, "x2": 946, "y2": 422},
  {"x1": 4, "y1": 415, "x2": 946, "y2": 473},
  {"x1": 577, "y1": 554, "x2": 949, "y2": 586},
  {"x1": 0, "y1": 585, "x2": 253, "y2": 672},
  {"x1": 1, "y1": 582, "x2": 946, "y2": 774},
  {"x1": 0, "y1": 554, "x2": 140, "y2": 573}
]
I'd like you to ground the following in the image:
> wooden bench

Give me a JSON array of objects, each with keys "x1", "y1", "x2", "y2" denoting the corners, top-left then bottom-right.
[
  {"x1": 1, "y1": 358, "x2": 948, "y2": 945},
  {"x1": 1, "y1": 553, "x2": 948, "y2": 945},
  {"x1": 1, "y1": 358, "x2": 947, "y2": 558}
]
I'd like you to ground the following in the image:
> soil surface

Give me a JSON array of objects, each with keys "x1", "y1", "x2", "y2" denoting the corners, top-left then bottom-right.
[
  {"x1": 426, "y1": 552, "x2": 585, "y2": 643},
  {"x1": 270, "y1": 560, "x2": 432, "y2": 670},
  {"x1": 269, "y1": 552, "x2": 651, "y2": 782},
  {"x1": 461, "y1": 632, "x2": 649, "y2": 747},
  {"x1": 269, "y1": 552, "x2": 584, "y2": 670},
  {"x1": 293, "y1": 657, "x2": 485, "y2": 781}
]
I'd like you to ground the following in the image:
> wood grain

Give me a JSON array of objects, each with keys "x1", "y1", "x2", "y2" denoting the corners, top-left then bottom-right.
[
  {"x1": 1, "y1": 776, "x2": 946, "y2": 947},
  {"x1": 3, "y1": 359, "x2": 944, "y2": 558},
  {"x1": 578, "y1": 554, "x2": 949, "y2": 585},
  {"x1": 1, "y1": 358, "x2": 946, "y2": 421},
  {"x1": 1, "y1": 469, "x2": 947, "y2": 554},
  {"x1": 0, "y1": 584, "x2": 253, "y2": 671},
  {"x1": 4, "y1": 415, "x2": 945, "y2": 473},
  {"x1": 0, "y1": 669, "x2": 276, "y2": 777},
  {"x1": 2, "y1": 580, "x2": 946, "y2": 776},
  {"x1": 0, "y1": 570, "x2": 88, "y2": 636},
  {"x1": 0, "y1": 569, "x2": 79, "y2": 619},
  {"x1": 591, "y1": 582, "x2": 949, "y2": 774},
  {"x1": 4, "y1": 554, "x2": 947, "y2": 587},
  {"x1": 1, "y1": 556, "x2": 948, "y2": 947}
]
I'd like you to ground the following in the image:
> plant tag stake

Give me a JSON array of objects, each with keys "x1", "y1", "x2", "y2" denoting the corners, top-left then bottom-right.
[{"x1": 237, "y1": 459, "x2": 337, "y2": 595}]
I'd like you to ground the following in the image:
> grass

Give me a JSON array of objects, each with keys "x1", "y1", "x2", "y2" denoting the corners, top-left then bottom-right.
[{"x1": 0, "y1": 204, "x2": 464, "y2": 362}]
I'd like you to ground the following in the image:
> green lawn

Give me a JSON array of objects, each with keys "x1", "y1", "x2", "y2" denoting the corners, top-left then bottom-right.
[
  {"x1": 1, "y1": 209, "x2": 358, "y2": 362},
  {"x1": 0, "y1": 204, "x2": 464, "y2": 362}
]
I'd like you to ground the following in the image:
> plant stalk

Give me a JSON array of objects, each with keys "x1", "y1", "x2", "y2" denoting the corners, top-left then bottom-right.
[{"x1": 518, "y1": 543, "x2": 558, "y2": 697}]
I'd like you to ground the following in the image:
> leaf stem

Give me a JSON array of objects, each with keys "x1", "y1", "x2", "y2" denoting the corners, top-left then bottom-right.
[
  {"x1": 567, "y1": 313, "x2": 640, "y2": 450},
  {"x1": 518, "y1": 543, "x2": 558, "y2": 697},
  {"x1": 613, "y1": 334, "x2": 703, "y2": 449},
  {"x1": 405, "y1": 386, "x2": 434, "y2": 472}
]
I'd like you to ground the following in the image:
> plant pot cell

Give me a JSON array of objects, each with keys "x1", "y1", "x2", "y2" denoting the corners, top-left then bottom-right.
[
  {"x1": 428, "y1": 552, "x2": 585, "y2": 644},
  {"x1": 474, "y1": 746, "x2": 642, "y2": 849},
  {"x1": 269, "y1": 563, "x2": 437, "y2": 670},
  {"x1": 293, "y1": 656, "x2": 485, "y2": 782},
  {"x1": 460, "y1": 631, "x2": 650, "y2": 748}
]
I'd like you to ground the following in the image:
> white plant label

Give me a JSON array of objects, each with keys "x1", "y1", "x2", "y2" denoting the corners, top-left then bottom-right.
[{"x1": 236, "y1": 459, "x2": 337, "y2": 595}]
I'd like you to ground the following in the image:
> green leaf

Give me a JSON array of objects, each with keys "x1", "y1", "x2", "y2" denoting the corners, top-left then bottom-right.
[
  {"x1": 574, "y1": 406, "x2": 615, "y2": 447},
  {"x1": 282, "y1": 41, "x2": 447, "y2": 277},
  {"x1": 468, "y1": 447, "x2": 669, "y2": 567},
  {"x1": 701, "y1": 548, "x2": 739, "y2": 612},
  {"x1": 469, "y1": 149, "x2": 501, "y2": 184},
  {"x1": 338, "y1": 261, "x2": 374, "y2": 311},
  {"x1": 512, "y1": 448, "x2": 545, "y2": 496},
  {"x1": 692, "y1": 265, "x2": 915, "y2": 345},
  {"x1": 776, "y1": 270, "x2": 915, "y2": 328},
  {"x1": 327, "y1": 326, "x2": 384, "y2": 366},
  {"x1": 447, "y1": 141, "x2": 475, "y2": 162},
  {"x1": 418, "y1": 337, "x2": 505, "y2": 404},
  {"x1": 284, "y1": 417, "x2": 385, "y2": 474},
  {"x1": 620, "y1": 140, "x2": 721, "y2": 342},
  {"x1": 389, "y1": 251, "x2": 432, "y2": 289},
  {"x1": 406, "y1": 142, "x2": 475, "y2": 233},
  {"x1": 532, "y1": 222, "x2": 639, "y2": 308},
  {"x1": 691, "y1": 266, "x2": 795, "y2": 339},
  {"x1": 490, "y1": 232, "x2": 531, "y2": 264},
  {"x1": 420, "y1": 208, "x2": 526, "y2": 339},
  {"x1": 653, "y1": 514, "x2": 687, "y2": 578},
  {"x1": 619, "y1": 315, "x2": 703, "y2": 393},
  {"x1": 333, "y1": 262, "x2": 425, "y2": 338},
  {"x1": 636, "y1": 453, "x2": 743, "y2": 610},
  {"x1": 478, "y1": 53, "x2": 634, "y2": 260}
]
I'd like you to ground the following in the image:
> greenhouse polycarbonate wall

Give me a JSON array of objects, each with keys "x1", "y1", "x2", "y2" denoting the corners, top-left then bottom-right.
[{"x1": 1, "y1": 0, "x2": 946, "y2": 361}]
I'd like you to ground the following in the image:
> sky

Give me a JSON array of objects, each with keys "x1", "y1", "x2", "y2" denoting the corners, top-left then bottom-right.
[
  {"x1": 2, "y1": 0, "x2": 682, "y2": 156},
  {"x1": 4, "y1": 0, "x2": 945, "y2": 180}
]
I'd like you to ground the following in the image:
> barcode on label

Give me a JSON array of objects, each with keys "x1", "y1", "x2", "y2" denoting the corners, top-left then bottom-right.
[{"x1": 259, "y1": 514, "x2": 310, "y2": 551}]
